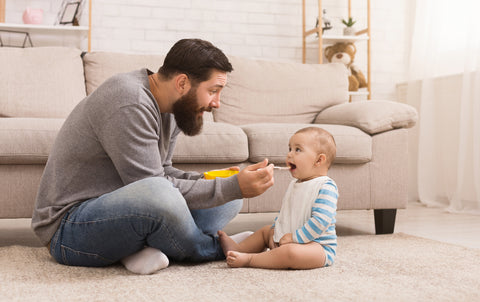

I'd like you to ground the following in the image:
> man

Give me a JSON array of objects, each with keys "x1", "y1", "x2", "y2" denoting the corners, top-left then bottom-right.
[{"x1": 31, "y1": 39, "x2": 274, "y2": 274}]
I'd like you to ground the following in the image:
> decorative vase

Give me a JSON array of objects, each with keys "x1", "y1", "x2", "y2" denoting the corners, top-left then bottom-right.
[
  {"x1": 23, "y1": 7, "x2": 43, "y2": 25},
  {"x1": 344, "y1": 27, "x2": 356, "y2": 36}
]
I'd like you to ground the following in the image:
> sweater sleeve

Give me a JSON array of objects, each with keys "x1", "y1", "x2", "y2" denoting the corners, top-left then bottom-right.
[{"x1": 293, "y1": 180, "x2": 338, "y2": 244}]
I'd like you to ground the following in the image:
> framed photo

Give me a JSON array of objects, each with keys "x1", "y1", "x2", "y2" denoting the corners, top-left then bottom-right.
[{"x1": 59, "y1": 1, "x2": 81, "y2": 25}]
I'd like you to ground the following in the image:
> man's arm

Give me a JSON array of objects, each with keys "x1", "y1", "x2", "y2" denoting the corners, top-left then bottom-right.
[
  {"x1": 100, "y1": 104, "x2": 273, "y2": 209},
  {"x1": 98, "y1": 104, "x2": 239, "y2": 209},
  {"x1": 162, "y1": 165, "x2": 203, "y2": 180}
]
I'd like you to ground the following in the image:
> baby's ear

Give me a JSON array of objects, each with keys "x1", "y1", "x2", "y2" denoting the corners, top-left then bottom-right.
[{"x1": 316, "y1": 154, "x2": 327, "y2": 166}]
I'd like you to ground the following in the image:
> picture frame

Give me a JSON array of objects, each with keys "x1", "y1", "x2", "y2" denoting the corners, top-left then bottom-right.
[
  {"x1": 0, "y1": 30, "x2": 34, "y2": 48},
  {"x1": 59, "y1": 1, "x2": 81, "y2": 25}
]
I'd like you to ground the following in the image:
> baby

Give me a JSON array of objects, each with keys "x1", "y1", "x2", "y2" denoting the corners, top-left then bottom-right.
[{"x1": 218, "y1": 126, "x2": 338, "y2": 269}]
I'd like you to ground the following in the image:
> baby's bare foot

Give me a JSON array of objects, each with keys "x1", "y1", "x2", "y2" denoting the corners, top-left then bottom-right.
[
  {"x1": 218, "y1": 230, "x2": 240, "y2": 256},
  {"x1": 226, "y1": 251, "x2": 252, "y2": 268}
]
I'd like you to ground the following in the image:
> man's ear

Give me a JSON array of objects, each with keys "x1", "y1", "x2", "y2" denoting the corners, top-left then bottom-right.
[{"x1": 175, "y1": 74, "x2": 191, "y2": 95}]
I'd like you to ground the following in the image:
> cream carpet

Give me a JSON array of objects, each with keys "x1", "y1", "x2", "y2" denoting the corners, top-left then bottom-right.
[{"x1": 1, "y1": 233, "x2": 479, "y2": 301}]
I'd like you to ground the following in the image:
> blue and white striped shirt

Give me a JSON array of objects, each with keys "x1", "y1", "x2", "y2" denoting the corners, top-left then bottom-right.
[{"x1": 273, "y1": 176, "x2": 338, "y2": 266}]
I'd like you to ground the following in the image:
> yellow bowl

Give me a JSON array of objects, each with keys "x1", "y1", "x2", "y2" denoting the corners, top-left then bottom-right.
[{"x1": 203, "y1": 170, "x2": 239, "y2": 179}]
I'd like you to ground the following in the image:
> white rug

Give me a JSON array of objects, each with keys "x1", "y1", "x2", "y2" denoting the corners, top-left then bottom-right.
[{"x1": 1, "y1": 233, "x2": 479, "y2": 301}]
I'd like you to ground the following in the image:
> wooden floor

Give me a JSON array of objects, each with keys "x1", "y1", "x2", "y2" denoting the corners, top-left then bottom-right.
[{"x1": 1, "y1": 201, "x2": 479, "y2": 249}]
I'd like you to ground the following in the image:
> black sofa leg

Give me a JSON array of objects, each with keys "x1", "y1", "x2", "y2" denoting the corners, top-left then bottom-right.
[{"x1": 374, "y1": 209, "x2": 397, "y2": 234}]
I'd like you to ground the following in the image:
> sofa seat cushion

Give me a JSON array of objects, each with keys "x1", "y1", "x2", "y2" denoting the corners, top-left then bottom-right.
[
  {"x1": 172, "y1": 122, "x2": 249, "y2": 164},
  {"x1": 0, "y1": 47, "x2": 86, "y2": 118},
  {"x1": 0, "y1": 119, "x2": 247, "y2": 165},
  {"x1": 214, "y1": 56, "x2": 349, "y2": 125},
  {"x1": 240, "y1": 123, "x2": 372, "y2": 164},
  {"x1": 0, "y1": 118, "x2": 64, "y2": 164}
]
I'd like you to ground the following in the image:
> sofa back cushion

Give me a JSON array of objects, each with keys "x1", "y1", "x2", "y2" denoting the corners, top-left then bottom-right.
[
  {"x1": 0, "y1": 47, "x2": 86, "y2": 118},
  {"x1": 83, "y1": 52, "x2": 165, "y2": 95},
  {"x1": 214, "y1": 56, "x2": 349, "y2": 125}
]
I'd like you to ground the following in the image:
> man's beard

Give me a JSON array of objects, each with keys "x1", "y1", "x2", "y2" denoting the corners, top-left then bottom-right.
[{"x1": 172, "y1": 86, "x2": 206, "y2": 136}]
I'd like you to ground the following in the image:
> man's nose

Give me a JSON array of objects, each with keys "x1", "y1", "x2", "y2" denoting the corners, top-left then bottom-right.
[{"x1": 211, "y1": 96, "x2": 220, "y2": 108}]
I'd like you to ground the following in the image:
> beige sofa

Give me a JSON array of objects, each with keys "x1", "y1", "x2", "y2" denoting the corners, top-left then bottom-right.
[{"x1": 0, "y1": 47, "x2": 417, "y2": 234}]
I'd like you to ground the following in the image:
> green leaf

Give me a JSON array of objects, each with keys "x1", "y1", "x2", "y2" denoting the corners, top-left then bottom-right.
[{"x1": 342, "y1": 17, "x2": 356, "y2": 27}]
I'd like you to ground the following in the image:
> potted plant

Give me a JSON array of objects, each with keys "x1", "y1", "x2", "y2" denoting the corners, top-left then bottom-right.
[{"x1": 342, "y1": 17, "x2": 356, "y2": 36}]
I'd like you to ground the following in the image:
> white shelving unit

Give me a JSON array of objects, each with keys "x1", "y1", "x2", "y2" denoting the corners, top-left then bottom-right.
[
  {"x1": 321, "y1": 34, "x2": 369, "y2": 44},
  {"x1": 0, "y1": 0, "x2": 92, "y2": 51},
  {"x1": 0, "y1": 23, "x2": 88, "y2": 50}
]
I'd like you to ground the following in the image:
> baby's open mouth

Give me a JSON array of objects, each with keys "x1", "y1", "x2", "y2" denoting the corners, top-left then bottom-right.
[{"x1": 288, "y1": 163, "x2": 296, "y2": 170}]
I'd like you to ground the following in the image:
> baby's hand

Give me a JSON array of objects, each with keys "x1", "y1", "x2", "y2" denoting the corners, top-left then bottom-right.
[
  {"x1": 279, "y1": 233, "x2": 293, "y2": 245},
  {"x1": 268, "y1": 228, "x2": 277, "y2": 249}
]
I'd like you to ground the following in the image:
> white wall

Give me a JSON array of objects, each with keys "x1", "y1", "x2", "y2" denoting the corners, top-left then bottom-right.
[{"x1": 4, "y1": 0, "x2": 412, "y2": 101}]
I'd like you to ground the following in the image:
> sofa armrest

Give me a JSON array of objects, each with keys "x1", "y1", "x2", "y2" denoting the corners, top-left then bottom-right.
[{"x1": 314, "y1": 100, "x2": 418, "y2": 135}]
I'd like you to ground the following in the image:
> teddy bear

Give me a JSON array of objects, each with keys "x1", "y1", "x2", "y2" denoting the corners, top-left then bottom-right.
[{"x1": 324, "y1": 42, "x2": 367, "y2": 91}]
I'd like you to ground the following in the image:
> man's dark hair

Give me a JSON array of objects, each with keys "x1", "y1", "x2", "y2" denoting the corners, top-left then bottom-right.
[{"x1": 159, "y1": 39, "x2": 233, "y2": 83}]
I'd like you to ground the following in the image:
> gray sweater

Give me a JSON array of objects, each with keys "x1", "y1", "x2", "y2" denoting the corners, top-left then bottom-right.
[{"x1": 31, "y1": 69, "x2": 242, "y2": 245}]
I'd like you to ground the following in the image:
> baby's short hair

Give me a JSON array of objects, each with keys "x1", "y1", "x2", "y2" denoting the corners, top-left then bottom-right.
[{"x1": 295, "y1": 127, "x2": 336, "y2": 168}]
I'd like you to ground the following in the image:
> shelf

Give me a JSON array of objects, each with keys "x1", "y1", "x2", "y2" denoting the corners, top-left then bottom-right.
[
  {"x1": 323, "y1": 34, "x2": 369, "y2": 44},
  {"x1": 0, "y1": 23, "x2": 89, "y2": 49},
  {"x1": 349, "y1": 90, "x2": 369, "y2": 96},
  {"x1": 306, "y1": 34, "x2": 369, "y2": 46},
  {"x1": 0, "y1": 23, "x2": 89, "y2": 33}
]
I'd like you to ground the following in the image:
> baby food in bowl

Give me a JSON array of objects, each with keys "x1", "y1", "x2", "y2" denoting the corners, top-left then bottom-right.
[{"x1": 203, "y1": 169, "x2": 239, "y2": 179}]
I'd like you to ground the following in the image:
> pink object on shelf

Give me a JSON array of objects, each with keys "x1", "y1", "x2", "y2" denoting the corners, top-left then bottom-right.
[{"x1": 22, "y1": 7, "x2": 44, "y2": 25}]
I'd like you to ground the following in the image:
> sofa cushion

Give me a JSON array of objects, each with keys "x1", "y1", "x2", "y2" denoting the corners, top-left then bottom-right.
[
  {"x1": 83, "y1": 51, "x2": 165, "y2": 95},
  {"x1": 0, "y1": 119, "x2": 246, "y2": 165},
  {"x1": 315, "y1": 100, "x2": 418, "y2": 135},
  {"x1": 240, "y1": 123, "x2": 372, "y2": 164},
  {"x1": 214, "y1": 56, "x2": 349, "y2": 125},
  {"x1": 0, "y1": 47, "x2": 86, "y2": 118},
  {"x1": 0, "y1": 118, "x2": 64, "y2": 164},
  {"x1": 172, "y1": 122, "x2": 248, "y2": 163}
]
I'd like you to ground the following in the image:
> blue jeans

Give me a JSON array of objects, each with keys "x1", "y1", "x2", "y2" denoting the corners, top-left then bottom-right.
[{"x1": 49, "y1": 177, "x2": 243, "y2": 267}]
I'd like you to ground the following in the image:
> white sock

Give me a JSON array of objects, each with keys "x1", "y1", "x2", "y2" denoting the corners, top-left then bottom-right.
[
  {"x1": 121, "y1": 247, "x2": 169, "y2": 275},
  {"x1": 230, "y1": 231, "x2": 254, "y2": 243}
]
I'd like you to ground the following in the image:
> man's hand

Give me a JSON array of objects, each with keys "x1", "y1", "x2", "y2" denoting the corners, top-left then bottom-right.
[
  {"x1": 225, "y1": 166, "x2": 240, "y2": 171},
  {"x1": 279, "y1": 233, "x2": 294, "y2": 245},
  {"x1": 237, "y1": 159, "x2": 274, "y2": 198}
]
